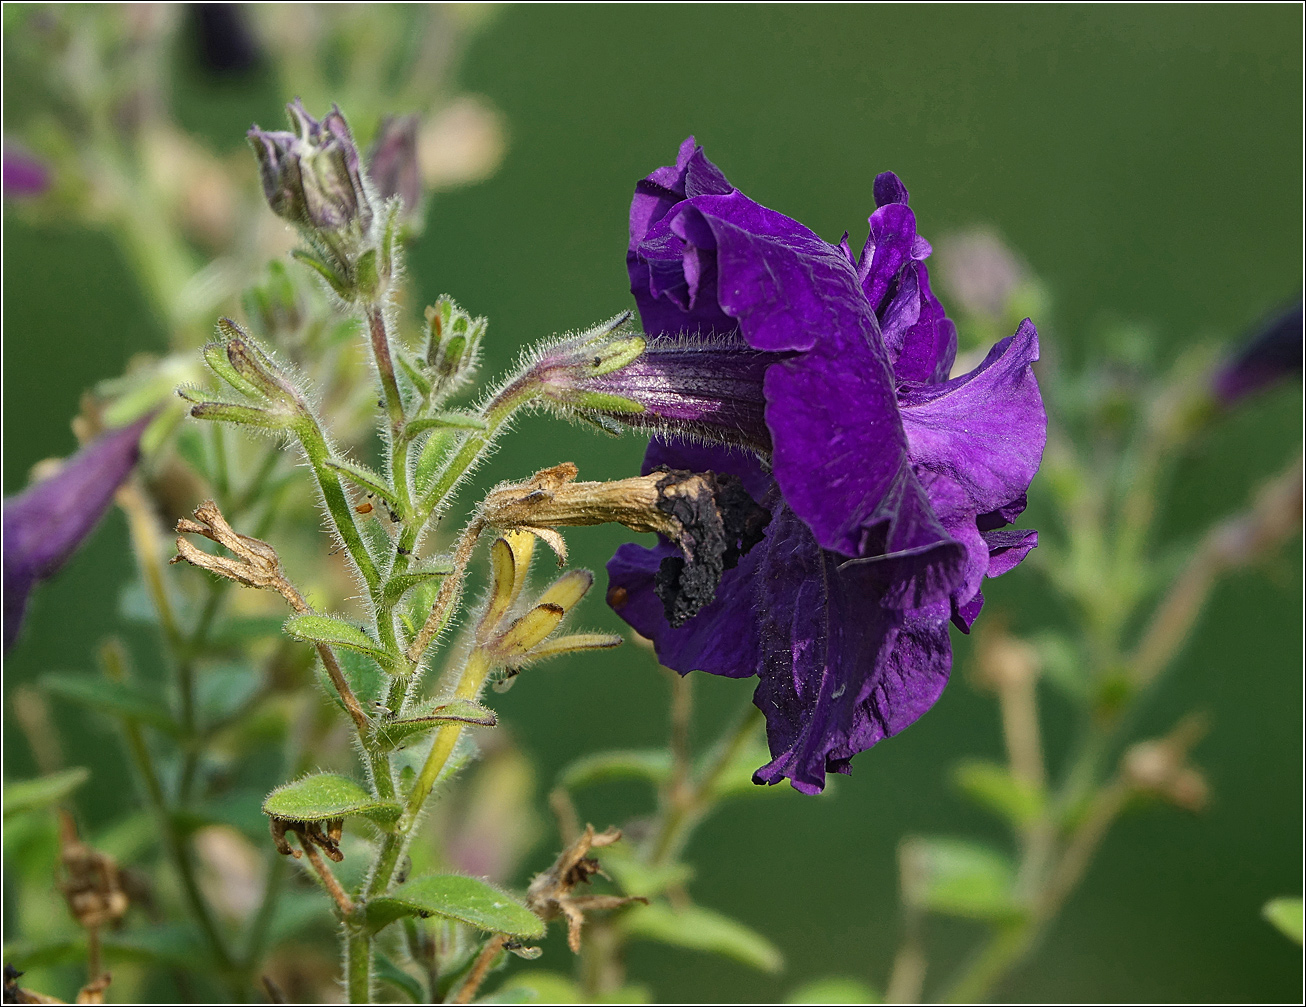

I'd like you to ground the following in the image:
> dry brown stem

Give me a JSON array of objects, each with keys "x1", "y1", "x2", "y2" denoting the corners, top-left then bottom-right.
[{"x1": 526, "y1": 825, "x2": 647, "y2": 953}]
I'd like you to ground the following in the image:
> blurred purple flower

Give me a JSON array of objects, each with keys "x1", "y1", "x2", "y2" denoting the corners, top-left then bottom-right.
[
  {"x1": 190, "y1": 4, "x2": 262, "y2": 76},
  {"x1": 2, "y1": 417, "x2": 150, "y2": 653},
  {"x1": 368, "y1": 114, "x2": 422, "y2": 220},
  {"x1": 606, "y1": 139, "x2": 1046, "y2": 793},
  {"x1": 3, "y1": 147, "x2": 51, "y2": 199},
  {"x1": 1212, "y1": 301, "x2": 1302, "y2": 404}
]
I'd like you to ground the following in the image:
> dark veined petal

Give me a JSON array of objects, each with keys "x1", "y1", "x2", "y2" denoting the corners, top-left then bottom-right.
[
  {"x1": 749, "y1": 507, "x2": 953, "y2": 794},
  {"x1": 629, "y1": 136, "x2": 732, "y2": 251},
  {"x1": 628, "y1": 138, "x2": 736, "y2": 341}
]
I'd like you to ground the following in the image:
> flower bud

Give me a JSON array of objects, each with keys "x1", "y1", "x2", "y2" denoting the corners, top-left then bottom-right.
[
  {"x1": 424, "y1": 296, "x2": 486, "y2": 391},
  {"x1": 248, "y1": 100, "x2": 373, "y2": 236},
  {"x1": 183, "y1": 319, "x2": 307, "y2": 430}
]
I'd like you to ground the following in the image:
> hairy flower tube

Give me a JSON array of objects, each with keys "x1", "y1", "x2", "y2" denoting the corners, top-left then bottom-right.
[
  {"x1": 605, "y1": 138, "x2": 1047, "y2": 793},
  {"x1": 2, "y1": 416, "x2": 150, "y2": 652}
]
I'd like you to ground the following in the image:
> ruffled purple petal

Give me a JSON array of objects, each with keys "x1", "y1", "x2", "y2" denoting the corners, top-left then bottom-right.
[
  {"x1": 899, "y1": 320, "x2": 1045, "y2": 618},
  {"x1": 628, "y1": 138, "x2": 737, "y2": 340},
  {"x1": 983, "y1": 527, "x2": 1039, "y2": 578},
  {"x1": 900, "y1": 320, "x2": 1045, "y2": 520},
  {"x1": 658, "y1": 193, "x2": 966, "y2": 602},
  {"x1": 3, "y1": 417, "x2": 149, "y2": 652},
  {"x1": 629, "y1": 136, "x2": 733, "y2": 250},
  {"x1": 749, "y1": 507, "x2": 954, "y2": 793},
  {"x1": 857, "y1": 173, "x2": 956, "y2": 384}
]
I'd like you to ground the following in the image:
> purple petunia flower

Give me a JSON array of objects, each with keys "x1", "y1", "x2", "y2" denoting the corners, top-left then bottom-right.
[
  {"x1": 368, "y1": 114, "x2": 423, "y2": 221},
  {"x1": 605, "y1": 138, "x2": 1046, "y2": 793},
  {"x1": 1212, "y1": 301, "x2": 1302, "y2": 405},
  {"x1": 2, "y1": 417, "x2": 150, "y2": 653}
]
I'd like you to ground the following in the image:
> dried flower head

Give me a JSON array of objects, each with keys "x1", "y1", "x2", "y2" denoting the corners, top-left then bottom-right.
[{"x1": 526, "y1": 825, "x2": 646, "y2": 953}]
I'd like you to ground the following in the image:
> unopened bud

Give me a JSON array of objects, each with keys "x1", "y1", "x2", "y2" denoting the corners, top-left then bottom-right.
[
  {"x1": 249, "y1": 100, "x2": 373, "y2": 235},
  {"x1": 425, "y1": 296, "x2": 486, "y2": 390},
  {"x1": 187, "y1": 321, "x2": 305, "y2": 429},
  {"x1": 1212, "y1": 301, "x2": 1302, "y2": 405}
]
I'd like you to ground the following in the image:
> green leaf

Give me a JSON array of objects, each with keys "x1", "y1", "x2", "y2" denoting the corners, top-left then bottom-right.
[
  {"x1": 953, "y1": 760, "x2": 1045, "y2": 827},
  {"x1": 370, "y1": 700, "x2": 498, "y2": 752},
  {"x1": 787, "y1": 977, "x2": 879, "y2": 1003},
  {"x1": 292, "y1": 248, "x2": 352, "y2": 299},
  {"x1": 622, "y1": 902, "x2": 783, "y2": 973},
  {"x1": 599, "y1": 844, "x2": 693, "y2": 899},
  {"x1": 184, "y1": 788, "x2": 275, "y2": 843},
  {"x1": 365, "y1": 874, "x2": 544, "y2": 938},
  {"x1": 3, "y1": 767, "x2": 90, "y2": 819},
  {"x1": 104, "y1": 923, "x2": 212, "y2": 969},
  {"x1": 704, "y1": 734, "x2": 779, "y2": 800},
  {"x1": 263, "y1": 773, "x2": 401, "y2": 826},
  {"x1": 414, "y1": 429, "x2": 459, "y2": 494},
  {"x1": 355, "y1": 248, "x2": 380, "y2": 298},
  {"x1": 4, "y1": 925, "x2": 209, "y2": 972},
  {"x1": 209, "y1": 614, "x2": 288, "y2": 646},
  {"x1": 324, "y1": 458, "x2": 400, "y2": 508},
  {"x1": 197, "y1": 663, "x2": 262, "y2": 727},
  {"x1": 1263, "y1": 897, "x2": 1303, "y2": 944},
  {"x1": 2, "y1": 938, "x2": 82, "y2": 970},
  {"x1": 383, "y1": 562, "x2": 455, "y2": 606},
  {"x1": 316, "y1": 648, "x2": 388, "y2": 713},
  {"x1": 284, "y1": 614, "x2": 392, "y2": 666},
  {"x1": 570, "y1": 391, "x2": 646, "y2": 415},
  {"x1": 375, "y1": 950, "x2": 425, "y2": 1002},
  {"x1": 43, "y1": 673, "x2": 180, "y2": 735},
  {"x1": 557, "y1": 749, "x2": 672, "y2": 791},
  {"x1": 397, "y1": 352, "x2": 433, "y2": 397},
  {"x1": 502, "y1": 972, "x2": 580, "y2": 1004},
  {"x1": 406, "y1": 412, "x2": 489, "y2": 435},
  {"x1": 181, "y1": 390, "x2": 290, "y2": 429},
  {"x1": 900, "y1": 837, "x2": 1021, "y2": 922}
]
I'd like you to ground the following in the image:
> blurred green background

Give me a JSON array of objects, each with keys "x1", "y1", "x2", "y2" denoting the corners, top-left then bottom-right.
[{"x1": 4, "y1": 5, "x2": 1301, "y2": 1002}]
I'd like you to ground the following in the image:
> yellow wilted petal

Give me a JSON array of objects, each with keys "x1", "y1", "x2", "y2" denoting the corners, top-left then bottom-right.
[
  {"x1": 536, "y1": 569, "x2": 593, "y2": 614},
  {"x1": 524, "y1": 633, "x2": 624, "y2": 663},
  {"x1": 502, "y1": 529, "x2": 537, "y2": 606},
  {"x1": 478, "y1": 537, "x2": 518, "y2": 636},
  {"x1": 493, "y1": 603, "x2": 565, "y2": 661}
]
